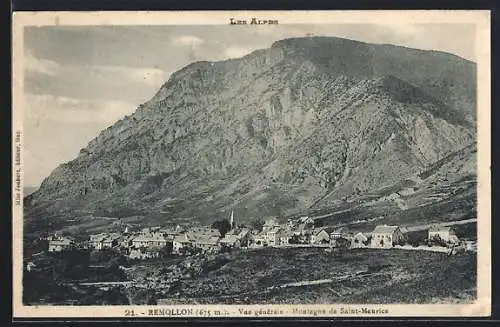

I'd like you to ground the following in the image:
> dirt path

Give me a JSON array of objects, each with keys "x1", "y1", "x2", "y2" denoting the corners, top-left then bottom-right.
[
  {"x1": 311, "y1": 208, "x2": 353, "y2": 221},
  {"x1": 320, "y1": 217, "x2": 476, "y2": 233},
  {"x1": 65, "y1": 281, "x2": 134, "y2": 286},
  {"x1": 405, "y1": 218, "x2": 477, "y2": 232},
  {"x1": 267, "y1": 271, "x2": 381, "y2": 290},
  {"x1": 271, "y1": 278, "x2": 336, "y2": 288}
]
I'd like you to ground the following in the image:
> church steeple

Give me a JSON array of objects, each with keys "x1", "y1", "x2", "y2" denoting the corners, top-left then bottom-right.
[{"x1": 230, "y1": 210, "x2": 235, "y2": 229}]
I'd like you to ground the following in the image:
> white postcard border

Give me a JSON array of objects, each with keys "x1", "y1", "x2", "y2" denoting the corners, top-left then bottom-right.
[{"x1": 12, "y1": 10, "x2": 491, "y2": 318}]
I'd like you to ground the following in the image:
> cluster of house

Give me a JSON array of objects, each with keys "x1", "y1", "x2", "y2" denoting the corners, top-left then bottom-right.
[
  {"x1": 252, "y1": 216, "x2": 330, "y2": 247},
  {"x1": 45, "y1": 221, "x2": 252, "y2": 257},
  {"x1": 351, "y1": 224, "x2": 460, "y2": 249},
  {"x1": 239, "y1": 218, "x2": 460, "y2": 250},
  {"x1": 88, "y1": 225, "x2": 230, "y2": 258},
  {"x1": 46, "y1": 235, "x2": 74, "y2": 252},
  {"x1": 45, "y1": 213, "x2": 462, "y2": 256}
]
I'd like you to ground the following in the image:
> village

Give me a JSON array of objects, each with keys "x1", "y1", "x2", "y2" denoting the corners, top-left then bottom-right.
[
  {"x1": 40, "y1": 211, "x2": 475, "y2": 262},
  {"x1": 22, "y1": 210, "x2": 478, "y2": 305}
]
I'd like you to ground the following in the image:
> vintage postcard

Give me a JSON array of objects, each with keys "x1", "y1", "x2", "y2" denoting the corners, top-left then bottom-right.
[{"x1": 12, "y1": 10, "x2": 491, "y2": 318}]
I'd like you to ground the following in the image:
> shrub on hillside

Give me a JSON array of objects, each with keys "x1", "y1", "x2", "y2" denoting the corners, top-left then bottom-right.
[
  {"x1": 159, "y1": 244, "x2": 173, "y2": 257},
  {"x1": 288, "y1": 234, "x2": 301, "y2": 244},
  {"x1": 250, "y1": 219, "x2": 264, "y2": 233},
  {"x1": 427, "y1": 235, "x2": 448, "y2": 247},
  {"x1": 405, "y1": 231, "x2": 427, "y2": 247}
]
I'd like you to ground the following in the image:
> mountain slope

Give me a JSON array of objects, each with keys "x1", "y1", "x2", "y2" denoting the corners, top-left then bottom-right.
[{"x1": 24, "y1": 37, "x2": 476, "y2": 229}]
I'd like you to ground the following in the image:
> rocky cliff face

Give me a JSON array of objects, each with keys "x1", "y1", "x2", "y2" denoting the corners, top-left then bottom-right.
[{"x1": 25, "y1": 37, "x2": 476, "y2": 225}]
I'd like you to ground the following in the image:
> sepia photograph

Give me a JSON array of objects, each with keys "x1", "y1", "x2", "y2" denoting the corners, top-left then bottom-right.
[{"x1": 12, "y1": 10, "x2": 491, "y2": 318}]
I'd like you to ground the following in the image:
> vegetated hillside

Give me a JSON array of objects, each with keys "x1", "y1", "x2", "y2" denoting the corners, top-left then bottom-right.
[
  {"x1": 24, "y1": 36, "x2": 476, "y2": 230},
  {"x1": 155, "y1": 247, "x2": 476, "y2": 304},
  {"x1": 311, "y1": 144, "x2": 477, "y2": 230}
]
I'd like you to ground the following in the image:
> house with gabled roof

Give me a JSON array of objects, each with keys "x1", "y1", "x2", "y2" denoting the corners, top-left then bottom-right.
[
  {"x1": 370, "y1": 225, "x2": 405, "y2": 248},
  {"x1": 128, "y1": 248, "x2": 160, "y2": 260},
  {"x1": 236, "y1": 228, "x2": 251, "y2": 246},
  {"x1": 132, "y1": 233, "x2": 168, "y2": 249},
  {"x1": 189, "y1": 227, "x2": 221, "y2": 238},
  {"x1": 102, "y1": 233, "x2": 121, "y2": 249},
  {"x1": 265, "y1": 226, "x2": 284, "y2": 246},
  {"x1": 192, "y1": 235, "x2": 220, "y2": 252},
  {"x1": 291, "y1": 216, "x2": 314, "y2": 236},
  {"x1": 428, "y1": 225, "x2": 460, "y2": 244},
  {"x1": 310, "y1": 228, "x2": 330, "y2": 244},
  {"x1": 48, "y1": 236, "x2": 73, "y2": 252},
  {"x1": 251, "y1": 232, "x2": 267, "y2": 248},
  {"x1": 262, "y1": 217, "x2": 280, "y2": 233},
  {"x1": 172, "y1": 234, "x2": 192, "y2": 252},
  {"x1": 279, "y1": 229, "x2": 295, "y2": 245},
  {"x1": 224, "y1": 227, "x2": 245, "y2": 238},
  {"x1": 26, "y1": 261, "x2": 36, "y2": 272},
  {"x1": 220, "y1": 227, "x2": 251, "y2": 248},
  {"x1": 330, "y1": 235, "x2": 351, "y2": 249},
  {"x1": 118, "y1": 234, "x2": 135, "y2": 249},
  {"x1": 220, "y1": 234, "x2": 240, "y2": 248},
  {"x1": 330, "y1": 227, "x2": 349, "y2": 240},
  {"x1": 350, "y1": 232, "x2": 369, "y2": 248},
  {"x1": 298, "y1": 216, "x2": 314, "y2": 225},
  {"x1": 159, "y1": 226, "x2": 183, "y2": 240},
  {"x1": 89, "y1": 233, "x2": 108, "y2": 250}
]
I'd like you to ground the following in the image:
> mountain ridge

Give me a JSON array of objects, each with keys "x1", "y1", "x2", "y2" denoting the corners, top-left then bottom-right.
[{"x1": 24, "y1": 36, "x2": 477, "y2": 231}]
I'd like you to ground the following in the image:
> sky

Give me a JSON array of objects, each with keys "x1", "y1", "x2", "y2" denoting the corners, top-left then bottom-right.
[{"x1": 23, "y1": 23, "x2": 476, "y2": 187}]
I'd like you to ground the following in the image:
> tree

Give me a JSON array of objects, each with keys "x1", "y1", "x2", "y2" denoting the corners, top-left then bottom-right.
[
  {"x1": 406, "y1": 232, "x2": 424, "y2": 247},
  {"x1": 250, "y1": 219, "x2": 264, "y2": 232},
  {"x1": 428, "y1": 235, "x2": 448, "y2": 247},
  {"x1": 220, "y1": 244, "x2": 232, "y2": 254},
  {"x1": 159, "y1": 243, "x2": 173, "y2": 257},
  {"x1": 211, "y1": 219, "x2": 231, "y2": 237},
  {"x1": 288, "y1": 234, "x2": 300, "y2": 244},
  {"x1": 394, "y1": 238, "x2": 406, "y2": 246}
]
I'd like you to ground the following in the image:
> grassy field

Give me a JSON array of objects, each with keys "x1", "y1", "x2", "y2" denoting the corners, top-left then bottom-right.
[{"x1": 158, "y1": 247, "x2": 476, "y2": 304}]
